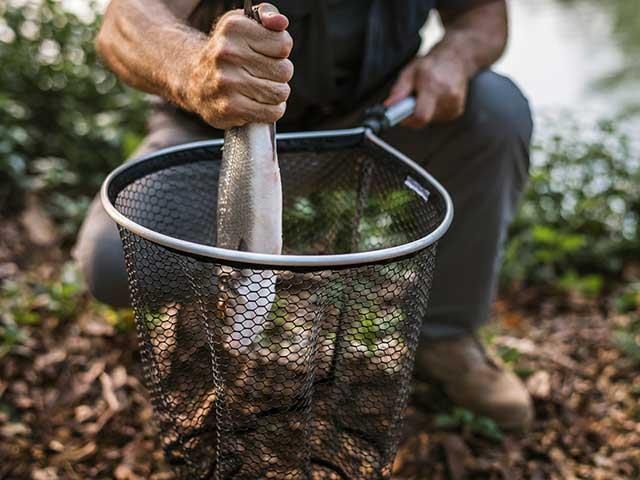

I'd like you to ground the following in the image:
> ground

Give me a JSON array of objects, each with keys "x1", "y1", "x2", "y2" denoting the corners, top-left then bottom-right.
[{"x1": 1, "y1": 214, "x2": 639, "y2": 480}]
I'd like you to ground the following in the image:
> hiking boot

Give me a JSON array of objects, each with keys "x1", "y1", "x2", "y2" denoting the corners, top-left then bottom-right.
[{"x1": 413, "y1": 335, "x2": 533, "y2": 431}]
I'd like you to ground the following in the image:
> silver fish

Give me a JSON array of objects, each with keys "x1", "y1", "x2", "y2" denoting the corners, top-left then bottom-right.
[{"x1": 216, "y1": 123, "x2": 282, "y2": 354}]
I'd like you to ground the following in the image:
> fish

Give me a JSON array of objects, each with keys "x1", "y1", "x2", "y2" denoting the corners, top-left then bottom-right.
[
  {"x1": 216, "y1": 123, "x2": 283, "y2": 354},
  {"x1": 217, "y1": 123, "x2": 282, "y2": 255}
]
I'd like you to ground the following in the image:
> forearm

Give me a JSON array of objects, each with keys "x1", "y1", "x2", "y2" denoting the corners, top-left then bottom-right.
[
  {"x1": 96, "y1": 0, "x2": 206, "y2": 109},
  {"x1": 434, "y1": 0, "x2": 508, "y2": 79}
]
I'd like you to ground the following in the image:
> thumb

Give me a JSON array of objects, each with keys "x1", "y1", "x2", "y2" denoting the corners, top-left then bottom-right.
[
  {"x1": 384, "y1": 64, "x2": 416, "y2": 107},
  {"x1": 257, "y1": 3, "x2": 289, "y2": 31}
]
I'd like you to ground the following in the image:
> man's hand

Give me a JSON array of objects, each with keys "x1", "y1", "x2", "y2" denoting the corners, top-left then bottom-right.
[
  {"x1": 96, "y1": 0, "x2": 293, "y2": 130},
  {"x1": 384, "y1": 54, "x2": 469, "y2": 129},
  {"x1": 384, "y1": 0, "x2": 508, "y2": 129},
  {"x1": 186, "y1": 4, "x2": 293, "y2": 129}
]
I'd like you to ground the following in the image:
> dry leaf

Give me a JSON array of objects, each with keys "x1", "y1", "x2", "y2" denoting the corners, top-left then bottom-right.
[
  {"x1": 19, "y1": 195, "x2": 58, "y2": 247},
  {"x1": 527, "y1": 370, "x2": 551, "y2": 398},
  {"x1": 442, "y1": 434, "x2": 469, "y2": 480}
]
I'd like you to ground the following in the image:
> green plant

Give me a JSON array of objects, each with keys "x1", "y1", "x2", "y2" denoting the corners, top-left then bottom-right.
[
  {"x1": 0, "y1": 262, "x2": 85, "y2": 357},
  {"x1": 614, "y1": 282, "x2": 640, "y2": 313},
  {"x1": 502, "y1": 119, "x2": 640, "y2": 294},
  {"x1": 613, "y1": 319, "x2": 640, "y2": 364},
  {"x1": 0, "y1": 0, "x2": 148, "y2": 237},
  {"x1": 434, "y1": 407, "x2": 504, "y2": 443}
]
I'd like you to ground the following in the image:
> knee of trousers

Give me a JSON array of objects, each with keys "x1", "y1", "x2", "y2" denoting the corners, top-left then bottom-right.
[
  {"x1": 74, "y1": 202, "x2": 130, "y2": 308},
  {"x1": 465, "y1": 71, "x2": 534, "y2": 154},
  {"x1": 461, "y1": 71, "x2": 534, "y2": 199}
]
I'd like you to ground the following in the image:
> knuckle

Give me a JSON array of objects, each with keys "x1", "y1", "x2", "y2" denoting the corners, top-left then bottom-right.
[
  {"x1": 220, "y1": 14, "x2": 243, "y2": 33},
  {"x1": 218, "y1": 98, "x2": 233, "y2": 116},
  {"x1": 415, "y1": 111, "x2": 429, "y2": 124},
  {"x1": 267, "y1": 104, "x2": 286, "y2": 122},
  {"x1": 279, "y1": 59, "x2": 294, "y2": 81},
  {"x1": 280, "y1": 82, "x2": 291, "y2": 101},
  {"x1": 271, "y1": 83, "x2": 290, "y2": 103},
  {"x1": 442, "y1": 84, "x2": 457, "y2": 98},
  {"x1": 280, "y1": 32, "x2": 294, "y2": 57},
  {"x1": 213, "y1": 70, "x2": 229, "y2": 90},
  {"x1": 214, "y1": 40, "x2": 236, "y2": 63}
]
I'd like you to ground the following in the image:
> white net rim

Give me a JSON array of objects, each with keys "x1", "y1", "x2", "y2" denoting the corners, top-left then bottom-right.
[{"x1": 101, "y1": 128, "x2": 454, "y2": 268}]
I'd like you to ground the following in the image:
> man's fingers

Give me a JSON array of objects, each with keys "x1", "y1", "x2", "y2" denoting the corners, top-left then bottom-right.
[
  {"x1": 384, "y1": 64, "x2": 416, "y2": 106},
  {"x1": 237, "y1": 73, "x2": 290, "y2": 105},
  {"x1": 242, "y1": 50, "x2": 294, "y2": 83},
  {"x1": 218, "y1": 9, "x2": 291, "y2": 58},
  {"x1": 247, "y1": 30, "x2": 293, "y2": 59},
  {"x1": 404, "y1": 91, "x2": 436, "y2": 129},
  {"x1": 206, "y1": 94, "x2": 286, "y2": 128},
  {"x1": 257, "y1": 3, "x2": 289, "y2": 31},
  {"x1": 240, "y1": 97, "x2": 287, "y2": 123}
]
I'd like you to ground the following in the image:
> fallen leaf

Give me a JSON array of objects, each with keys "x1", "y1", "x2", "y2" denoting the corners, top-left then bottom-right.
[
  {"x1": 31, "y1": 467, "x2": 59, "y2": 480},
  {"x1": 34, "y1": 349, "x2": 66, "y2": 371},
  {"x1": 19, "y1": 195, "x2": 58, "y2": 247},
  {"x1": 527, "y1": 370, "x2": 552, "y2": 398},
  {"x1": 100, "y1": 372, "x2": 121, "y2": 412},
  {"x1": 62, "y1": 441, "x2": 97, "y2": 462},
  {"x1": 114, "y1": 464, "x2": 144, "y2": 480},
  {"x1": 442, "y1": 434, "x2": 469, "y2": 480},
  {"x1": 0, "y1": 422, "x2": 31, "y2": 438}
]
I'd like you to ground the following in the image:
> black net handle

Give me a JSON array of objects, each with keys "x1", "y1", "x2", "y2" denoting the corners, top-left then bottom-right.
[{"x1": 364, "y1": 98, "x2": 417, "y2": 133}]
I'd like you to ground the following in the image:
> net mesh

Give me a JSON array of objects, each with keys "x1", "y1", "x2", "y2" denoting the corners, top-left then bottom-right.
[{"x1": 108, "y1": 132, "x2": 447, "y2": 479}]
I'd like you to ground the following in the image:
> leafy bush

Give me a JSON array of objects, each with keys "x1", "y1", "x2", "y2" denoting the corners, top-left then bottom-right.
[
  {"x1": 502, "y1": 119, "x2": 640, "y2": 294},
  {"x1": 0, "y1": 0, "x2": 148, "y2": 225}
]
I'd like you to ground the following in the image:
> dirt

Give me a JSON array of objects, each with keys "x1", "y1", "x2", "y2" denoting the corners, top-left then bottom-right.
[{"x1": 1, "y1": 219, "x2": 638, "y2": 479}]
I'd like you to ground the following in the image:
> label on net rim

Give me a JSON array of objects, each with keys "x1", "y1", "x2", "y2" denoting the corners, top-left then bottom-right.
[{"x1": 404, "y1": 176, "x2": 431, "y2": 202}]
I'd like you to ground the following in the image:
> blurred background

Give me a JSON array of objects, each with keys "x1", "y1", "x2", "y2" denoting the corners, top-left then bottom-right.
[{"x1": 1, "y1": 0, "x2": 638, "y2": 478}]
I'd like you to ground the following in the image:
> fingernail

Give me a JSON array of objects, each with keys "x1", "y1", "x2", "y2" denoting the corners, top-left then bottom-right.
[{"x1": 264, "y1": 11, "x2": 276, "y2": 18}]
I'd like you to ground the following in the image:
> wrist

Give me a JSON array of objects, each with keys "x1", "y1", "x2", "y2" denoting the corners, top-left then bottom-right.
[
  {"x1": 426, "y1": 33, "x2": 479, "y2": 80},
  {"x1": 165, "y1": 28, "x2": 208, "y2": 112}
]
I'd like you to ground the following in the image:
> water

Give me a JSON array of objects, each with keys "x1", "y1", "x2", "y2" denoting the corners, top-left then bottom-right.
[{"x1": 424, "y1": 0, "x2": 640, "y2": 120}]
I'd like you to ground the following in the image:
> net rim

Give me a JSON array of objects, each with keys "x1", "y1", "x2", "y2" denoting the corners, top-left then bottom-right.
[{"x1": 101, "y1": 128, "x2": 454, "y2": 267}]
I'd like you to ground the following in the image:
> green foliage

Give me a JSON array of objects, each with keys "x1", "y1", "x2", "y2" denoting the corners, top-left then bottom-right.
[
  {"x1": 0, "y1": 262, "x2": 135, "y2": 356},
  {"x1": 283, "y1": 187, "x2": 416, "y2": 254},
  {"x1": 0, "y1": 0, "x2": 148, "y2": 234},
  {"x1": 93, "y1": 303, "x2": 135, "y2": 333},
  {"x1": 434, "y1": 407, "x2": 504, "y2": 443},
  {"x1": 1, "y1": 262, "x2": 83, "y2": 323},
  {"x1": 613, "y1": 326, "x2": 640, "y2": 364},
  {"x1": 0, "y1": 262, "x2": 84, "y2": 357},
  {"x1": 614, "y1": 282, "x2": 640, "y2": 313},
  {"x1": 502, "y1": 119, "x2": 640, "y2": 294},
  {"x1": 494, "y1": 345, "x2": 521, "y2": 365},
  {"x1": 613, "y1": 312, "x2": 640, "y2": 364}
]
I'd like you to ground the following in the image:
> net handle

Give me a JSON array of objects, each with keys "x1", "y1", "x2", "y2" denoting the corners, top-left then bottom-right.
[
  {"x1": 363, "y1": 97, "x2": 417, "y2": 133},
  {"x1": 384, "y1": 97, "x2": 417, "y2": 128}
]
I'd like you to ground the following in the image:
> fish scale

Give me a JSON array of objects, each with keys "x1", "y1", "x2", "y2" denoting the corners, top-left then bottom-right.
[
  {"x1": 215, "y1": 2, "x2": 283, "y2": 352},
  {"x1": 217, "y1": 123, "x2": 282, "y2": 254}
]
